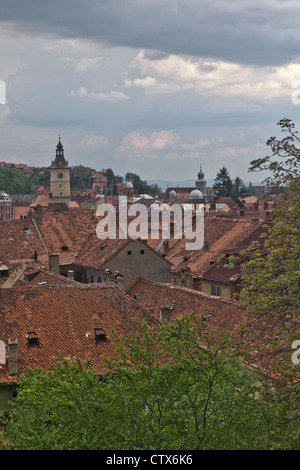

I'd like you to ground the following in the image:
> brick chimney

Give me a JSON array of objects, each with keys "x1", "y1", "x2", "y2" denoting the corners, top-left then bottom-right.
[
  {"x1": 160, "y1": 306, "x2": 171, "y2": 324},
  {"x1": 49, "y1": 253, "x2": 60, "y2": 274},
  {"x1": 8, "y1": 339, "x2": 18, "y2": 375},
  {"x1": 67, "y1": 270, "x2": 74, "y2": 281},
  {"x1": 33, "y1": 204, "x2": 43, "y2": 225}
]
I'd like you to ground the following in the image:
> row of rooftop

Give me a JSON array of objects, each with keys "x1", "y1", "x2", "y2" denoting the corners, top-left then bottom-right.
[{"x1": 0, "y1": 139, "x2": 290, "y2": 412}]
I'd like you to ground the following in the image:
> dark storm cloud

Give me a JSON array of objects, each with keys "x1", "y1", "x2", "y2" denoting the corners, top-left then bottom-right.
[{"x1": 1, "y1": 0, "x2": 300, "y2": 66}]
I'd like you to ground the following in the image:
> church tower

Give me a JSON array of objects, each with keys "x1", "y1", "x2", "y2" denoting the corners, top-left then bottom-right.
[
  {"x1": 195, "y1": 165, "x2": 206, "y2": 196},
  {"x1": 50, "y1": 136, "x2": 71, "y2": 206}
]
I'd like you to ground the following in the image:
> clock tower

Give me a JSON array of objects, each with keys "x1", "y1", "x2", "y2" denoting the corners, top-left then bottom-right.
[{"x1": 50, "y1": 136, "x2": 71, "y2": 206}]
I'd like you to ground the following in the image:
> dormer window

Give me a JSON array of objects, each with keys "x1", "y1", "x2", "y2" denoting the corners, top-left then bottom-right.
[
  {"x1": 94, "y1": 328, "x2": 107, "y2": 343},
  {"x1": 27, "y1": 332, "x2": 39, "y2": 347}
]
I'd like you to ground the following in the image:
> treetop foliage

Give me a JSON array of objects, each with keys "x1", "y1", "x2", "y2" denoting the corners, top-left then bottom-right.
[{"x1": 0, "y1": 315, "x2": 298, "y2": 450}]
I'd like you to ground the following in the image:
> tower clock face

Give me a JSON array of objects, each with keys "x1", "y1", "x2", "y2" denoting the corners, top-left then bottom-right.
[{"x1": 58, "y1": 173, "x2": 63, "y2": 179}]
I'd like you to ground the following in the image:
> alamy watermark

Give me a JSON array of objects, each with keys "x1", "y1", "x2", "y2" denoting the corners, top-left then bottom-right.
[
  {"x1": 0, "y1": 80, "x2": 6, "y2": 104},
  {"x1": 95, "y1": 196, "x2": 204, "y2": 251},
  {"x1": 291, "y1": 340, "x2": 300, "y2": 365}
]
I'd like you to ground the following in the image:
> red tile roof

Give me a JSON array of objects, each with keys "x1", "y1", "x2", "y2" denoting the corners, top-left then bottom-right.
[
  {"x1": 0, "y1": 284, "x2": 161, "y2": 383},
  {"x1": 202, "y1": 223, "x2": 270, "y2": 284},
  {"x1": 127, "y1": 277, "x2": 244, "y2": 333},
  {"x1": 159, "y1": 215, "x2": 262, "y2": 275}
]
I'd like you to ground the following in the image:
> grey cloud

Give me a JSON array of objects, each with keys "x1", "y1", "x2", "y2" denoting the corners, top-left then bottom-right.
[{"x1": 1, "y1": 0, "x2": 300, "y2": 66}]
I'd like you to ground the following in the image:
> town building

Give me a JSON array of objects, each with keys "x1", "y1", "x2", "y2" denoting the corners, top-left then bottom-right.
[{"x1": 0, "y1": 191, "x2": 13, "y2": 220}]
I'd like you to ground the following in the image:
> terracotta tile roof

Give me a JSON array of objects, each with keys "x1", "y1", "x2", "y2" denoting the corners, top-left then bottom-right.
[
  {"x1": 215, "y1": 197, "x2": 240, "y2": 210},
  {"x1": 159, "y1": 215, "x2": 262, "y2": 275},
  {"x1": 74, "y1": 228, "x2": 172, "y2": 270},
  {"x1": 127, "y1": 278, "x2": 300, "y2": 372},
  {"x1": 75, "y1": 232, "x2": 132, "y2": 269},
  {"x1": 0, "y1": 219, "x2": 46, "y2": 263},
  {"x1": 12, "y1": 265, "x2": 80, "y2": 288},
  {"x1": 202, "y1": 223, "x2": 270, "y2": 284},
  {"x1": 0, "y1": 284, "x2": 160, "y2": 383},
  {"x1": 127, "y1": 277, "x2": 244, "y2": 333},
  {"x1": 80, "y1": 197, "x2": 104, "y2": 206},
  {"x1": 38, "y1": 210, "x2": 98, "y2": 254}
]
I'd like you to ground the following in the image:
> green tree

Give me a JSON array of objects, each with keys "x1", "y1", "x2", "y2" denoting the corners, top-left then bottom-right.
[
  {"x1": 249, "y1": 118, "x2": 300, "y2": 190},
  {"x1": 239, "y1": 120, "x2": 300, "y2": 403},
  {"x1": 0, "y1": 359, "x2": 112, "y2": 450},
  {"x1": 1, "y1": 315, "x2": 297, "y2": 450},
  {"x1": 31, "y1": 167, "x2": 51, "y2": 188},
  {"x1": 125, "y1": 172, "x2": 161, "y2": 195},
  {"x1": 70, "y1": 165, "x2": 93, "y2": 192},
  {"x1": 240, "y1": 119, "x2": 300, "y2": 329},
  {"x1": 104, "y1": 168, "x2": 124, "y2": 195},
  {"x1": 246, "y1": 181, "x2": 256, "y2": 196},
  {"x1": 232, "y1": 176, "x2": 248, "y2": 207},
  {"x1": 213, "y1": 166, "x2": 233, "y2": 198},
  {"x1": 0, "y1": 167, "x2": 34, "y2": 194}
]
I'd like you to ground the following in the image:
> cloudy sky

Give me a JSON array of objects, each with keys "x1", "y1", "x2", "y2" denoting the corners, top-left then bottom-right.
[{"x1": 1, "y1": 0, "x2": 300, "y2": 184}]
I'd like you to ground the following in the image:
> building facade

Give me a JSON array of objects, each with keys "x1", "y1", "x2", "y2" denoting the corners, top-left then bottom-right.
[{"x1": 0, "y1": 192, "x2": 13, "y2": 220}]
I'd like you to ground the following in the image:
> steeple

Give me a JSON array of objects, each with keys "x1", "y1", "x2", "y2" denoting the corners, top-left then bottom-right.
[
  {"x1": 51, "y1": 135, "x2": 69, "y2": 168},
  {"x1": 49, "y1": 136, "x2": 71, "y2": 205},
  {"x1": 197, "y1": 165, "x2": 205, "y2": 181},
  {"x1": 195, "y1": 165, "x2": 206, "y2": 195}
]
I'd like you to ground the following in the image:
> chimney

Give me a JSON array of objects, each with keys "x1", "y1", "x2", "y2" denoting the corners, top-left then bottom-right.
[
  {"x1": 33, "y1": 204, "x2": 43, "y2": 225},
  {"x1": 163, "y1": 239, "x2": 169, "y2": 254},
  {"x1": 160, "y1": 306, "x2": 171, "y2": 324},
  {"x1": 67, "y1": 270, "x2": 74, "y2": 281},
  {"x1": 49, "y1": 253, "x2": 60, "y2": 274},
  {"x1": 8, "y1": 339, "x2": 18, "y2": 375}
]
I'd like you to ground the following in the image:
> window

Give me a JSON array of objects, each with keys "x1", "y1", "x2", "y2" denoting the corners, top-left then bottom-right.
[
  {"x1": 94, "y1": 328, "x2": 107, "y2": 343},
  {"x1": 140, "y1": 249, "x2": 144, "y2": 255},
  {"x1": 27, "y1": 332, "x2": 39, "y2": 347},
  {"x1": 212, "y1": 285, "x2": 221, "y2": 296},
  {"x1": 127, "y1": 250, "x2": 132, "y2": 255}
]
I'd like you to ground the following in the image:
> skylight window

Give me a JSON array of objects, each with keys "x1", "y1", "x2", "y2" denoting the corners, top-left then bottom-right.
[
  {"x1": 94, "y1": 328, "x2": 107, "y2": 343},
  {"x1": 27, "y1": 332, "x2": 39, "y2": 347}
]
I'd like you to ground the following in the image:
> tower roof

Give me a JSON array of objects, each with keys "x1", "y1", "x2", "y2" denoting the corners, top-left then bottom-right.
[
  {"x1": 51, "y1": 136, "x2": 69, "y2": 168},
  {"x1": 189, "y1": 189, "x2": 204, "y2": 201},
  {"x1": 196, "y1": 165, "x2": 205, "y2": 182},
  {"x1": 56, "y1": 135, "x2": 63, "y2": 150}
]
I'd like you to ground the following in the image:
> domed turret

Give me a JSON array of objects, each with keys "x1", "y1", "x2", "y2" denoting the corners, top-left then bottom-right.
[
  {"x1": 125, "y1": 181, "x2": 134, "y2": 200},
  {"x1": 189, "y1": 189, "x2": 204, "y2": 201},
  {"x1": 169, "y1": 189, "x2": 177, "y2": 203}
]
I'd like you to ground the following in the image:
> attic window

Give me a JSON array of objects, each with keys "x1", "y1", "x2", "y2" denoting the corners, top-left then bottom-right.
[
  {"x1": 61, "y1": 246, "x2": 69, "y2": 251},
  {"x1": 127, "y1": 250, "x2": 132, "y2": 256},
  {"x1": 27, "y1": 332, "x2": 39, "y2": 347},
  {"x1": 94, "y1": 328, "x2": 107, "y2": 343},
  {"x1": 140, "y1": 250, "x2": 144, "y2": 255}
]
